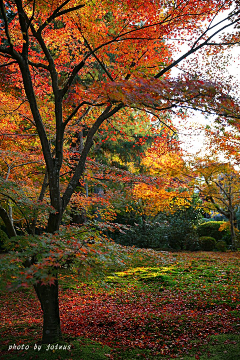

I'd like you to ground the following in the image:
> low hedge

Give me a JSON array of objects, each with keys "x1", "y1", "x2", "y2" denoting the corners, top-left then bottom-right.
[
  {"x1": 197, "y1": 221, "x2": 231, "y2": 244},
  {"x1": 199, "y1": 236, "x2": 217, "y2": 251}
]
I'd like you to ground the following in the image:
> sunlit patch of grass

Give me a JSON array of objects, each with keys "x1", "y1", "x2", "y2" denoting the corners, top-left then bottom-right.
[{"x1": 105, "y1": 265, "x2": 177, "y2": 288}]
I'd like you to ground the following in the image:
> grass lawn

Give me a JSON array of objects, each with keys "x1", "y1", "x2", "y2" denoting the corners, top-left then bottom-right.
[{"x1": 0, "y1": 248, "x2": 239, "y2": 359}]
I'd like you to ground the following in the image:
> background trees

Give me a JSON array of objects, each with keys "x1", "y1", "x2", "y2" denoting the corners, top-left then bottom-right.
[
  {"x1": 1, "y1": 0, "x2": 240, "y2": 344},
  {"x1": 186, "y1": 121, "x2": 240, "y2": 249},
  {"x1": 191, "y1": 159, "x2": 240, "y2": 249}
]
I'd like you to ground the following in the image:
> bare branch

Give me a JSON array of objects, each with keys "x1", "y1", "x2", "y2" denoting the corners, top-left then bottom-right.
[
  {"x1": 62, "y1": 103, "x2": 124, "y2": 210},
  {"x1": 15, "y1": 0, "x2": 30, "y2": 56},
  {"x1": 207, "y1": 41, "x2": 240, "y2": 46},
  {"x1": 140, "y1": 109, "x2": 177, "y2": 134},
  {"x1": 191, "y1": 2, "x2": 228, "y2": 49},
  {"x1": 60, "y1": 60, "x2": 86, "y2": 97},
  {"x1": 26, "y1": 0, "x2": 36, "y2": 31},
  {"x1": 29, "y1": 24, "x2": 59, "y2": 94}
]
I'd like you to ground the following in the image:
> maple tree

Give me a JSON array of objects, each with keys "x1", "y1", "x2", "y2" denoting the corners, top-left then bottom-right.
[
  {"x1": 1, "y1": 0, "x2": 240, "y2": 344},
  {"x1": 204, "y1": 123, "x2": 240, "y2": 168},
  {"x1": 131, "y1": 134, "x2": 191, "y2": 217}
]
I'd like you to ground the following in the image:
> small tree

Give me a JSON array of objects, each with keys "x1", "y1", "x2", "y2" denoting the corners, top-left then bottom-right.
[{"x1": 193, "y1": 159, "x2": 240, "y2": 249}]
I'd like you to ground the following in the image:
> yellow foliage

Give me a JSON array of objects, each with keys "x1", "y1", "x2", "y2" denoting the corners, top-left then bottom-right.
[
  {"x1": 218, "y1": 222, "x2": 230, "y2": 232},
  {"x1": 128, "y1": 142, "x2": 192, "y2": 216},
  {"x1": 132, "y1": 183, "x2": 191, "y2": 216},
  {"x1": 142, "y1": 152, "x2": 185, "y2": 177}
]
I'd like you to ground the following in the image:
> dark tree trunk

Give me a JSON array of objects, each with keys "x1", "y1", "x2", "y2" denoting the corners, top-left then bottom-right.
[
  {"x1": 0, "y1": 205, "x2": 17, "y2": 238},
  {"x1": 34, "y1": 278, "x2": 62, "y2": 343},
  {"x1": 34, "y1": 208, "x2": 63, "y2": 343},
  {"x1": 229, "y1": 210, "x2": 237, "y2": 250},
  {"x1": 70, "y1": 208, "x2": 87, "y2": 225},
  {"x1": 47, "y1": 212, "x2": 62, "y2": 233}
]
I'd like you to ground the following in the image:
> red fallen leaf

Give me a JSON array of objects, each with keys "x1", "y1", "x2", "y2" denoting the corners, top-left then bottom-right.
[{"x1": 20, "y1": 283, "x2": 29, "y2": 287}]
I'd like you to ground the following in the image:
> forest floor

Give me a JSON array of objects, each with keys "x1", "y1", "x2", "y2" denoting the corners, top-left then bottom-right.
[{"x1": 0, "y1": 249, "x2": 239, "y2": 359}]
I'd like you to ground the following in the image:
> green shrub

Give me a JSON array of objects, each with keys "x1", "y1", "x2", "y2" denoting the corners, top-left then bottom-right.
[
  {"x1": 199, "y1": 236, "x2": 217, "y2": 251},
  {"x1": 0, "y1": 229, "x2": 8, "y2": 251},
  {"x1": 185, "y1": 234, "x2": 201, "y2": 251},
  {"x1": 197, "y1": 221, "x2": 231, "y2": 244},
  {"x1": 216, "y1": 240, "x2": 227, "y2": 252},
  {"x1": 113, "y1": 221, "x2": 170, "y2": 250},
  {"x1": 113, "y1": 203, "x2": 203, "y2": 251}
]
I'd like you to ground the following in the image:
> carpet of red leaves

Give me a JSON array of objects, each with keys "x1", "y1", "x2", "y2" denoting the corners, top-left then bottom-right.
[
  {"x1": 1, "y1": 252, "x2": 239, "y2": 358},
  {"x1": 60, "y1": 286, "x2": 239, "y2": 357}
]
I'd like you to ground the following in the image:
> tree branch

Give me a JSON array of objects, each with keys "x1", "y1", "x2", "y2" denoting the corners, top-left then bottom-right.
[
  {"x1": 154, "y1": 10, "x2": 240, "y2": 79},
  {"x1": 0, "y1": 60, "x2": 17, "y2": 68},
  {"x1": 63, "y1": 103, "x2": 91, "y2": 129},
  {"x1": 62, "y1": 103, "x2": 124, "y2": 210},
  {"x1": 81, "y1": 34, "x2": 114, "y2": 81},
  {"x1": 28, "y1": 60, "x2": 49, "y2": 70},
  {"x1": 37, "y1": 1, "x2": 85, "y2": 34}
]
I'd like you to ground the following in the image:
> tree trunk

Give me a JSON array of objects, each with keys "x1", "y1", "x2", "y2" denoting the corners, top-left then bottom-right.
[
  {"x1": 0, "y1": 205, "x2": 17, "y2": 238},
  {"x1": 34, "y1": 278, "x2": 62, "y2": 344},
  {"x1": 34, "y1": 208, "x2": 63, "y2": 343},
  {"x1": 229, "y1": 211, "x2": 236, "y2": 250},
  {"x1": 47, "y1": 212, "x2": 62, "y2": 233}
]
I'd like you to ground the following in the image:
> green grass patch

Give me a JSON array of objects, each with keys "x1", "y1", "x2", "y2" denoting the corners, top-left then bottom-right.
[{"x1": 183, "y1": 334, "x2": 240, "y2": 360}]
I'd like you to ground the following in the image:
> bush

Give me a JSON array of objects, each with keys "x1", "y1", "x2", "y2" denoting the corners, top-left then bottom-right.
[
  {"x1": 113, "y1": 221, "x2": 170, "y2": 250},
  {"x1": 112, "y1": 197, "x2": 203, "y2": 251},
  {"x1": 113, "y1": 209, "x2": 201, "y2": 251},
  {"x1": 199, "y1": 236, "x2": 216, "y2": 251},
  {"x1": 216, "y1": 240, "x2": 227, "y2": 252},
  {"x1": 0, "y1": 229, "x2": 8, "y2": 251},
  {"x1": 197, "y1": 221, "x2": 231, "y2": 244},
  {"x1": 185, "y1": 234, "x2": 201, "y2": 251}
]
